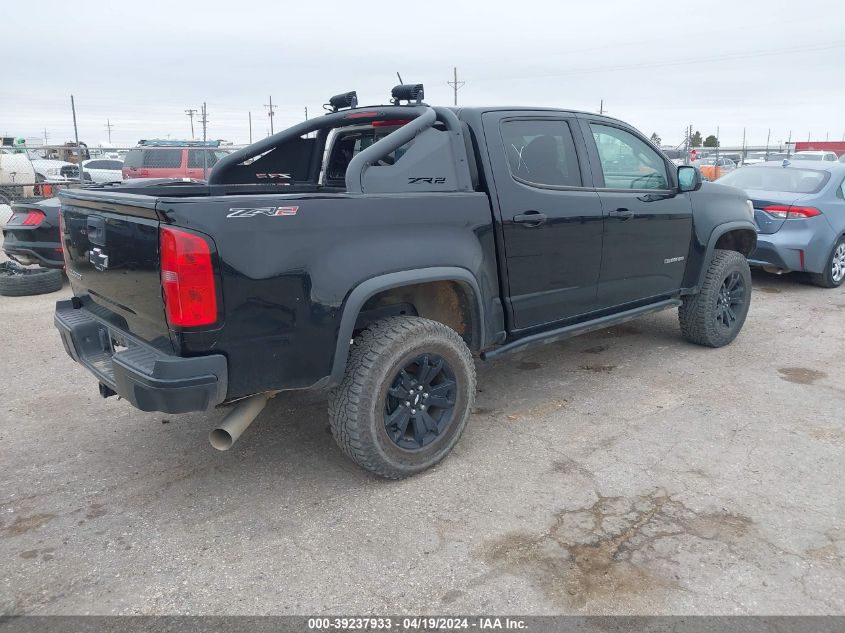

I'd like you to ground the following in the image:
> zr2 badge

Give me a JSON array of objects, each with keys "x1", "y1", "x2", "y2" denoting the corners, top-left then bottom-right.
[{"x1": 227, "y1": 206, "x2": 299, "y2": 218}]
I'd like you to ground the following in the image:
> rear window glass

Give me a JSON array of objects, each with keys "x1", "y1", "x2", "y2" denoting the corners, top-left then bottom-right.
[
  {"x1": 143, "y1": 149, "x2": 182, "y2": 168},
  {"x1": 187, "y1": 149, "x2": 229, "y2": 168},
  {"x1": 325, "y1": 126, "x2": 413, "y2": 182},
  {"x1": 718, "y1": 167, "x2": 830, "y2": 193}
]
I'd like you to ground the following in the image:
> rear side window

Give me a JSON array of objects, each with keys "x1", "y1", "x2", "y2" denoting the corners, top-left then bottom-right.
[
  {"x1": 143, "y1": 149, "x2": 182, "y2": 168},
  {"x1": 590, "y1": 124, "x2": 669, "y2": 190},
  {"x1": 500, "y1": 120, "x2": 582, "y2": 187}
]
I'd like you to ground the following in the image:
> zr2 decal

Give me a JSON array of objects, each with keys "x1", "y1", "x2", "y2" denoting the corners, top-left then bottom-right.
[
  {"x1": 408, "y1": 177, "x2": 446, "y2": 184},
  {"x1": 227, "y1": 206, "x2": 299, "y2": 218},
  {"x1": 255, "y1": 173, "x2": 291, "y2": 179}
]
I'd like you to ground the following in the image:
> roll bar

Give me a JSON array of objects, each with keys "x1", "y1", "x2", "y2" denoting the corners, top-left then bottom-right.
[{"x1": 208, "y1": 104, "x2": 472, "y2": 193}]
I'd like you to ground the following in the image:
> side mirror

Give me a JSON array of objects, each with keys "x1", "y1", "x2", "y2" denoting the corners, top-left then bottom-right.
[{"x1": 678, "y1": 165, "x2": 702, "y2": 192}]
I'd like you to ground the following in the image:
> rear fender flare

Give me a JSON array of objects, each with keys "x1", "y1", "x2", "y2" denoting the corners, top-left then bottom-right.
[{"x1": 328, "y1": 267, "x2": 483, "y2": 387}]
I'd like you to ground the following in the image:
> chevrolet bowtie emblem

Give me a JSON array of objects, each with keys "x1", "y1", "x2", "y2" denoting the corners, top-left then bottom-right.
[{"x1": 89, "y1": 247, "x2": 110, "y2": 271}]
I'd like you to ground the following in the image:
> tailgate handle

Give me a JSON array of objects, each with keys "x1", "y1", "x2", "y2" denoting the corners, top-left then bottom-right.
[{"x1": 87, "y1": 215, "x2": 106, "y2": 246}]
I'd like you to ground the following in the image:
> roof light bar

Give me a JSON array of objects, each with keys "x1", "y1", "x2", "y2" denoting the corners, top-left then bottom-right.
[
  {"x1": 327, "y1": 91, "x2": 358, "y2": 112},
  {"x1": 391, "y1": 84, "x2": 424, "y2": 105}
]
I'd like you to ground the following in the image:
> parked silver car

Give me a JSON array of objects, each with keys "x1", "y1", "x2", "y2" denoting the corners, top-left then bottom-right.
[{"x1": 718, "y1": 161, "x2": 845, "y2": 287}]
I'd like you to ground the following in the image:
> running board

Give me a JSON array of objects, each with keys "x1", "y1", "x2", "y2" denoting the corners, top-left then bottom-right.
[{"x1": 480, "y1": 299, "x2": 682, "y2": 361}]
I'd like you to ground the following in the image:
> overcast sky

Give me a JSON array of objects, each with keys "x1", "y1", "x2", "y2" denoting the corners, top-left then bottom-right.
[{"x1": 1, "y1": 0, "x2": 843, "y2": 148}]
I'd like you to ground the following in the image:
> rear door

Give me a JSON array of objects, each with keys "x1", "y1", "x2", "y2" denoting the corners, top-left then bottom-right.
[
  {"x1": 580, "y1": 120, "x2": 692, "y2": 308},
  {"x1": 483, "y1": 112, "x2": 604, "y2": 330}
]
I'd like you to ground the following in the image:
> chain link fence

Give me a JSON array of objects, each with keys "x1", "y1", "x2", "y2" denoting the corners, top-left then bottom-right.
[{"x1": 1, "y1": 143, "x2": 245, "y2": 217}]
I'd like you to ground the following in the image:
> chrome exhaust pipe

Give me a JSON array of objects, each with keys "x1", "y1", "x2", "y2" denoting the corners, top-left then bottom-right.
[{"x1": 209, "y1": 392, "x2": 275, "y2": 451}]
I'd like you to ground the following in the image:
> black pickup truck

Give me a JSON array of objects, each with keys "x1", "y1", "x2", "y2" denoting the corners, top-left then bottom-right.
[{"x1": 54, "y1": 85, "x2": 757, "y2": 478}]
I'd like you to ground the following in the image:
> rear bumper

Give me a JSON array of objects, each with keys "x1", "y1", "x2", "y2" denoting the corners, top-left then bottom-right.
[
  {"x1": 2, "y1": 227, "x2": 64, "y2": 268},
  {"x1": 749, "y1": 226, "x2": 832, "y2": 274},
  {"x1": 54, "y1": 299, "x2": 227, "y2": 413},
  {"x1": 3, "y1": 245, "x2": 64, "y2": 268}
]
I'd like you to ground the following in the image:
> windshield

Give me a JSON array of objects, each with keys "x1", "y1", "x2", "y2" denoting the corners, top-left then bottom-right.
[
  {"x1": 718, "y1": 167, "x2": 829, "y2": 193},
  {"x1": 790, "y1": 153, "x2": 825, "y2": 161}
]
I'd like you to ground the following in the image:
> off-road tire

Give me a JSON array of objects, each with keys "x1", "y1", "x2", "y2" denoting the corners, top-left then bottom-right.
[
  {"x1": 328, "y1": 316, "x2": 476, "y2": 479},
  {"x1": 808, "y1": 237, "x2": 845, "y2": 288},
  {"x1": 0, "y1": 263, "x2": 63, "y2": 297},
  {"x1": 679, "y1": 249, "x2": 751, "y2": 347}
]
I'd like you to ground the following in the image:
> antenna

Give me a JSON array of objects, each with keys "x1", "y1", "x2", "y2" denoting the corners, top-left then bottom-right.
[{"x1": 397, "y1": 72, "x2": 404, "y2": 84}]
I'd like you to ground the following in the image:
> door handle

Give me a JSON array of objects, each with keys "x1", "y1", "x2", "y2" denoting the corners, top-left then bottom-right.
[
  {"x1": 609, "y1": 208, "x2": 634, "y2": 220},
  {"x1": 513, "y1": 211, "x2": 548, "y2": 226}
]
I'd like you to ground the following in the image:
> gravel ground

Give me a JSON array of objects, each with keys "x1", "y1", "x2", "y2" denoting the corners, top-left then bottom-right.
[{"x1": 0, "y1": 257, "x2": 843, "y2": 615}]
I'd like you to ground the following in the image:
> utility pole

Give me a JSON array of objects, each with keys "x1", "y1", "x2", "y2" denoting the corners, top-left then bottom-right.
[
  {"x1": 265, "y1": 96, "x2": 277, "y2": 135},
  {"x1": 43, "y1": 128, "x2": 49, "y2": 146},
  {"x1": 741, "y1": 127, "x2": 746, "y2": 163},
  {"x1": 200, "y1": 102, "x2": 209, "y2": 178},
  {"x1": 104, "y1": 119, "x2": 114, "y2": 143},
  {"x1": 248, "y1": 112, "x2": 253, "y2": 144},
  {"x1": 447, "y1": 67, "x2": 465, "y2": 107},
  {"x1": 70, "y1": 95, "x2": 83, "y2": 184},
  {"x1": 786, "y1": 130, "x2": 792, "y2": 157},
  {"x1": 185, "y1": 108, "x2": 198, "y2": 140},
  {"x1": 304, "y1": 106, "x2": 309, "y2": 138}
]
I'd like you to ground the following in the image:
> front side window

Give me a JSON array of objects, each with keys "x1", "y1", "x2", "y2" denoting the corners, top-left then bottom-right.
[
  {"x1": 500, "y1": 119, "x2": 582, "y2": 187},
  {"x1": 590, "y1": 124, "x2": 669, "y2": 190}
]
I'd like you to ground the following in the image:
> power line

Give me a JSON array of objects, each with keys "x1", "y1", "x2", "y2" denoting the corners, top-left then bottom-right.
[
  {"x1": 264, "y1": 96, "x2": 277, "y2": 135},
  {"x1": 185, "y1": 108, "x2": 198, "y2": 139},
  {"x1": 469, "y1": 41, "x2": 845, "y2": 85},
  {"x1": 447, "y1": 67, "x2": 465, "y2": 106}
]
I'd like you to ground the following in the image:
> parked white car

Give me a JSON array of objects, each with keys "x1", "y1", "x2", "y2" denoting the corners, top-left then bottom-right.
[{"x1": 82, "y1": 158, "x2": 124, "y2": 183}]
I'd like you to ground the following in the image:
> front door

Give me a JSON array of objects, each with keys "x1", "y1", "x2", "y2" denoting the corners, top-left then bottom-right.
[
  {"x1": 484, "y1": 114, "x2": 604, "y2": 330},
  {"x1": 582, "y1": 121, "x2": 693, "y2": 308}
]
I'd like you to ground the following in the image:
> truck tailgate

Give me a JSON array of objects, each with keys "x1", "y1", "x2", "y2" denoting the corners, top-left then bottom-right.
[{"x1": 59, "y1": 191, "x2": 172, "y2": 350}]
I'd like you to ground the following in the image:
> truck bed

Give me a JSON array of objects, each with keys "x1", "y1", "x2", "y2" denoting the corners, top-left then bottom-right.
[{"x1": 58, "y1": 186, "x2": 498, "y2": 402}]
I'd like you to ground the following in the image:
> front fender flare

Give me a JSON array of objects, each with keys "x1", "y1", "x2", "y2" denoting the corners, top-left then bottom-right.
[
  {"x1": 327, "y1": 267, "x2": 483, "y2": 388},
  {"x1": 696, "y1": 220, "x2": 757, "y2": 288}
]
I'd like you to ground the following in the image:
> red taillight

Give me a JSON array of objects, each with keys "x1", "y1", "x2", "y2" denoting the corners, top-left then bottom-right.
[
  {"x1": 160, "y1": 226, "x2": 218, "y2": 327},
  {"x1": 58, "y1": 211, "x2": 69, "y2": 271},
  {"x1": 23, "y1": 210, "x2": 45, "y2": 225},
  {"x1": 11, "y1": 210, "x2": 46, "y2": 226},
  {"x1": 764, "y1": 205, "x2": 822, "y2": 219}
]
